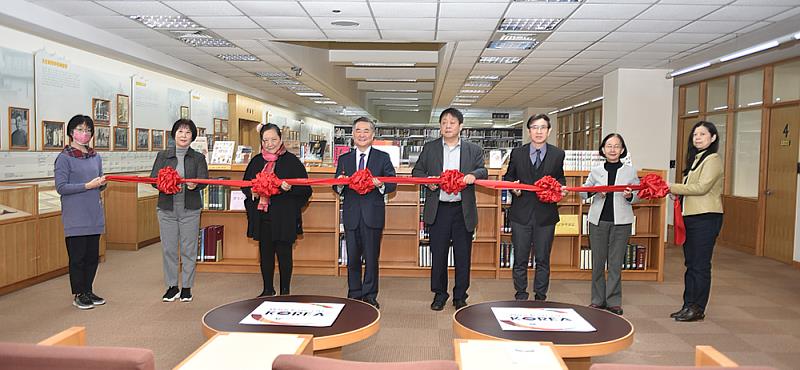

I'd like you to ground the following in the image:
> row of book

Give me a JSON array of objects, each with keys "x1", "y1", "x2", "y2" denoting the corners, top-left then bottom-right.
[
  {"x1": 579, "y1": 244, "x2": 648, "y2": 270},
  {"x1": 337, "y1": 236, "x2": 366, "y2": 266},
  {"x1": 499, "y1": 242, "x2": 534, "y2": 268},
  {"x1": 201, "y1": 180, "x2": 231, "y2": 210},
  {"x1": 197, "y1": 225, "x2": 224, "y2": 262},
  {"x1": 418, "y1": 243, "x2": 456, "y2": 267},
  {"x1": 500, "y1": 190, "x2": 513, "y2": 205}
]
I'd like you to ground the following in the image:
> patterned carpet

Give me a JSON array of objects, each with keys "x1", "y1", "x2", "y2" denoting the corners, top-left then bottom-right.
[{"x1": 0, "y1": 243, "x2": 798, "y2": 369}]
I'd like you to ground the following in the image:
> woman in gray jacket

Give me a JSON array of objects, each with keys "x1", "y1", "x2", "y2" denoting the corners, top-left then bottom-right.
[
  {"x1": 150, "y1": 119, "x2": 208, "y2": 303},
  {"x1": 579, "y1": 133, "x2": 638, "y2": 315}
]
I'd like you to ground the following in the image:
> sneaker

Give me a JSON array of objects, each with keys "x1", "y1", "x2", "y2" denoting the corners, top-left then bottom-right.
[
  {"x1": 180, "y1": 288, "x2": 192, "y2": 302},
  {"x1": 73, "y1": 294, "x2": 94, "y2": 310},
  {"x1": 162, "y1": 286, "x2": 179, "y2": 302},
  {"x1": 87, "y1": 292, "x2": 106, "y2": 305}
]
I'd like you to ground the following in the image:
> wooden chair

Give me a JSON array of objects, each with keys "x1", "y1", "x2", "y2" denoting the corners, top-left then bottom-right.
[
  {"x1": 37, "y1": 326, "x2": 87, "y2": 346},
  {"x1": 589, "y1": 345, "x2": 775, "y2": 370}
]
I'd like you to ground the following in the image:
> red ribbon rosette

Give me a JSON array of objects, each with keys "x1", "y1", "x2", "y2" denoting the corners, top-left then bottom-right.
[
  {"x1": 534, "y1": 176, "x2": 564, "y2": 203},
  {"x1": 637, "y1": 174, "x2": 669, "y2": 200},
  {"x1": 157, "y1": 166, "x2": 182, "y2": 194},
  {"x1": 349, "y1": 169, "x2": 376, "y2": 195},
  {"x1": 251, "y1": 172, "x2": 282, "y2": 198},
  {"x1": 440, "y1": 169, "x2": 467, "y2": 195}
]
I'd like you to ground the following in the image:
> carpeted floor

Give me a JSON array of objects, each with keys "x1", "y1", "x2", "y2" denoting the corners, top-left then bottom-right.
[{"x1": 0, "y1": 243, "x2": 798, "y2": 369}]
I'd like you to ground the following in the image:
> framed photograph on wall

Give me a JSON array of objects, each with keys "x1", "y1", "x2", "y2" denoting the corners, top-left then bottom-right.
[
  {"x1": 151, "y1": 129, "x2": 164, "y2": 151},
  {"x1": 92, "y1": 98, "x2": 111, "y2": 124},
  {"x1": 135, "y1": 128, "x2": 149, "y2": 151},
  {"x1": 8, "y1": 107, "x2": 30, "y2": 150},
  {"x1": 116, "y1": 94, "x2": 130, "y2": 126},
  {"x1": 94, "y1": 126, "x2": 111, "y2": 150},
  {"x1": 180, "y1": 106, "x2": 189, "y2": 120},
  {"x1": 42, "y1": 120, "x2": 65, "y2": 151},
  {"x1": 114, "y1": 126, "x2": 128, "y2": 151},
  {"x1": 198, "y1": 127, "x2": 206, "y2": 136}
]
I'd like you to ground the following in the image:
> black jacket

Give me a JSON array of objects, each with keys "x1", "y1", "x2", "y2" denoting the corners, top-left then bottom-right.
[
  {"x1": 503, "y1": 143, "x2": 566, "y2": 226},
  {"x1": 334, "y1": 147, "x2": 397, "y2": 230},
  {"x1": 242, "y1": 152, "x2": 312, "y2": 243},
  {"x1": 150, "y1": 147, "x2": 208, "y2": 211}
]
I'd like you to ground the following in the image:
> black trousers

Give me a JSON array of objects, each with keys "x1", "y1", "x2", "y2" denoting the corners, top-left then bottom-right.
[
  {"x1": 511, "y1": 211, "x2": 555, "y2": 300},
  {"x1": 345, "y1": 221, "x2": 383, "y2": 300},
  {"x1": 429, "y1": 201, "x2": 473, "y2": 301},
  {"x1": 682, "y1": 213, "x2": 723, "y2": 311},
  {"x1": 258, "y1": 214, "x2": 293, "y2": 295},
  {"x1": 65, "y1": 234, "x2": 101, "y2": 295}
]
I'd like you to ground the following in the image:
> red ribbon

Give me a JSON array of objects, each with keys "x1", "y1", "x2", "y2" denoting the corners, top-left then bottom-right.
[
  {"x1": 440, "y1": 169, "x2": 467, "y2": 195},
  {"x1": 348, "y1": 169, "x2": 376, "y2": 195},
  {"x1": 156, "y1": 167, "x2": 181, "y2": 194},
  {"x1": 637, "y1": 174, "x2": 670, "y2": 200},
  {"x1": 251, "y1": 172, "x2": 282, "y2": 198},
  {"x1": 673, "y1": 198, "x2": 686, "y2": 245}
]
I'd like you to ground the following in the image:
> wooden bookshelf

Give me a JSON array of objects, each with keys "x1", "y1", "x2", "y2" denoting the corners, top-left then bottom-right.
[
  {"x1": 104, "y1": 179, "x2": 160, "y2": 250},
  {"x1": 197, "y1": 167, "x2": 666, "y2": 282}
]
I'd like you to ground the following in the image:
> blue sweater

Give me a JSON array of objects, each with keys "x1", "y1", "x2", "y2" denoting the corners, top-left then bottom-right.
[{"x1": 54, "y1": 151, "x2": 105, "y2": 237}]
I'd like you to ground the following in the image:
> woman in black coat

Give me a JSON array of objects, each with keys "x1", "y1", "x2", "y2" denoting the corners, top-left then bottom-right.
[{"x1": 242, "y1": 123, "x2": 312, "y2": 297}]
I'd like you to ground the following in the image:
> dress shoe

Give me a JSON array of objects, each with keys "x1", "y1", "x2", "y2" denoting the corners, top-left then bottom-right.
[
  {"x1": 514, "y1": 292, "x2": 529, "y2": 301},
  {"x1": 453, "y1": 299, "x2": 467, "y2": 309},
  {"x1": 430, "y1": 299, "x2": 446, "y2": 311},
  {"x1": 589, "y1": 304, "x2": 606, "y2": 310},
  {"x1": 363, "y1": 297, "x2": 380, "y2": 309},
  {"x1": 258, "y1": 290, "x2": 276, "y2": 298},
  {"x1": 606, "y1": 306, "x2": 623, "y2": 315},
  {"x1": 534, "y1": 294, "x2": 547, "y2": 301},
  {"x1": 675, "y1": 305, "x2": 705, "y2": 322},
  {"x1": 670, "y1": 307, "x2": 689, "y2": 318}
]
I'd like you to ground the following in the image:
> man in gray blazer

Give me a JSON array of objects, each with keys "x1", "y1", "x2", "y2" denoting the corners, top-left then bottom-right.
[{"x1": 412, "y1": 108, "x2": 488, "y2": 311}]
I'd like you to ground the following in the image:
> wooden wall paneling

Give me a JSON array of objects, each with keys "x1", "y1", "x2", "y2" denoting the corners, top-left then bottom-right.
[
  {"x1": 135, "y1": 196, "x2": 160, "y2": 247},
  {"x1": 471, "y1": 241, "x2": 495, "y2": 269},
  {"x1": 36, "y1": 213, "x2": 68, "y2": 275},
  {"x1": 718, "y1": 196, "x2": 758, "y2": 253},
  {"x1": 294, "y1": 232, "x2": 336, "y2": 267},
  {"x1": 104, "y1": 182, "x2": 137, "y2": 249},
  {"x1": 384, "y1": 205, "x2": 418, "y2": 234},
  {"x1": 475, "y1": 207, "x2": 497, "y2": 240},
  {"x1": 301, "y1": 201, "x2": 336, "y2": 232},
  {"x1": 0, "y1": 219, "x2": 37, "y2": 286},
  {"x1": 387, "y1": 184, "x2": 419, "y2": 204},
  {"x1": 379, "y1": 234, "x2": 418, "y2": 267},
  {"x1": 550, "y1": 237, "x2": 575, "y2": 267}
]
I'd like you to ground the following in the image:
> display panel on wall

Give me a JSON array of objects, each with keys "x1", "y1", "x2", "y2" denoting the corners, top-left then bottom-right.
[
  {"x1": 135, "y1": 128, "x2": 149, "y2": 151},
  {"x1": 8, "y1": 107, "x2": 30, "y2": 150},
  {"x1": 94, "y1": 126, "x2": 111, "y2": 151},
  {"x1": 92, "y1": 98, "x2": 111, "y2": 125},
  {"x1": 151, "y1": 129, "x2": 164, "y2": 151},
  {"x1": 42, "y1": 120, "x2": 64, "y2": 151},
  {"x1": 114, "y1": 126, "x2": 128, "y2": 151},
  {"x1": 116, "y1": 94, "x2": 129, "y2": 126}
]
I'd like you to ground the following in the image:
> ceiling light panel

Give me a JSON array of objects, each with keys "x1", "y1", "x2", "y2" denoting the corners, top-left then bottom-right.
[
  {"x1": 295, "y1": 92, "x2": 324, "y2": 97},
  {"x1": 468, "y1": 75, "x2": 502, "y2": 80},
  {"x1": 479, "y1": 56, "x2": 522, "y2": 64},
  {"x1": 179, "y1": 35, "x2": 233, "y2": 48},
  {"x1": 499, "y1": 18, "x2": 562, "y2": 32},
  {"x1": 129, "y1": 15, "x2": 203, "y2": 30},
  {"x1": 216, "y1": 54, "x2": 259, "y2": 62},
  {"x1": 464, "y1": 81, "x2": 494, "y2": 88},
  {"x1": 270, "y1": 79, "x2": 301, "y2": 85},
  {"x1": 487, "y1": 40, "x2": 539, "y2": 50},
  {"x1": 460, "y1": 89, "x2": 489, "y2": 94}
]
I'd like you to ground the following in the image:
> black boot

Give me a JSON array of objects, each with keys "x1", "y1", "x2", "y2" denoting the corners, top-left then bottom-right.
[{"x1": 675, "y1": 305, "x2": 705, "y2": 322}]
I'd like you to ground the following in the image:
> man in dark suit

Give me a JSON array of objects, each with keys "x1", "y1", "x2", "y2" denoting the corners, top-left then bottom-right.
[
  {"x1": 412, "y1": 108, "x2": 488, "y2": 311},
  {"x1": 335, "y1": 117, "x2": 396, "y2": 309},
  {"x1": 503, "y1": 113, "x2": 566, "y2": 301}
]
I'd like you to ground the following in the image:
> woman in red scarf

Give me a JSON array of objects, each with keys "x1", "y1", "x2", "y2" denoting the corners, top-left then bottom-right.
[{"x1": 243, "y1": 124, "x2": 312, "y2": 297}]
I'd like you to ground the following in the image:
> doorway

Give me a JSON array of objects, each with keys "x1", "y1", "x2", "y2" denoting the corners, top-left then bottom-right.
[{"x1": 763, "y1": 105, "x2": 800, "y2": 263}]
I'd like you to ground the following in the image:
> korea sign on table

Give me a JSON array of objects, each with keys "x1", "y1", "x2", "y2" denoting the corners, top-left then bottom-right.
[
  {"x1": 240, "y1": 302, "x2": 345, "y2": 327},
  {"x1": 491, "y1": 307, "x2": 597, "y2": 332}
]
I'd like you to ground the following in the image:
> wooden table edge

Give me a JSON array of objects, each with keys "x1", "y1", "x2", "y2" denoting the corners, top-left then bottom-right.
[{"x1": 174, "y1": 332, "x2": 313, "y2": 369}]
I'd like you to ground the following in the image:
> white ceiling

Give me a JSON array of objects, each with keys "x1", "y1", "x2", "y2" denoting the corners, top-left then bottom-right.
[{"x1": 24, "y1": 0, "x2": 800, "y2": 126}]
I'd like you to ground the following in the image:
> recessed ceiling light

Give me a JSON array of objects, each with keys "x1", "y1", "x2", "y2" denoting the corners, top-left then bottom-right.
[
  {"x1": 479, "y1": 56, "x2": 521, "y2": 64},
  {"x1": 468, "y1": 75, "x2": 502, "y2": 81},
  {"x1": 386, "y1": 108, "x2": 421, "y2": 112},
  {"x1": 365, "y1": 78, "x2": 417, "y2": 82},
  {"x1": 374, "y1": 89, "x2": 418, "y2": 93},
  {"x1": 464, "y1": 81, "x2": 493, "y2": 88},
  {"x1": 499, "y1": 18, "x2": 562, "y2": 32},
  {"x1": 383, "y1": 103, "x2": 420, "y2": 107},
  {"x1": 455, "y1": 95, "x2": 480, "y2": 99},
  {"x1": 314, "y1": 100, "x2": 338, "y2": 104},
  {"x1": 256, "y1": 72, "x2": 290, "y2": 79},
  {"x1": 487, "y1": 40, "x2": 539, "y2": 50},
  {"x1": 373, "y1": 97, "x2": 420, "y2": 101},
  {"x1": 451, "y1": 103, "x2": 472, "y2": 106},
  {"x1": 178, "y1": 33, "x2": 234, "y2": 47},
  {"x1": 129, "y1": 15, "x2": 203, "y2": 30},
  {"x1": 216, "y1": 54, "x2": 259, "y2": 62},
  {"x1": 331, "y1": 20, "x2": 359, "y2": 27},
  {"x1": 295, "y1": 92, "x2": 324, "y2": 97},
  {"x1": 460, "y1": 89, "x2": 488, "y2": 94},
  {"x1": 500, "y1": 34, "x2": 537, "y2": 41},
  {"x1": 353, "y1": 62, "x2": 416, "y2": 67},
  {"x1": 271, "y1": 79, "x2": 301, "y2": 85}
]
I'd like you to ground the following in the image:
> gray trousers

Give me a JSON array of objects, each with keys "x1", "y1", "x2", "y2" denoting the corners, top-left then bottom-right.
[
  {"x1": 588, "y1": 221, "x2": 631, "y2": 307},
  {"x1": 157, "y1": 207, "x2": 201, "y2": 288},
  {"x1": 511, "y1": 211, "x2": 555, "y2": 300}
]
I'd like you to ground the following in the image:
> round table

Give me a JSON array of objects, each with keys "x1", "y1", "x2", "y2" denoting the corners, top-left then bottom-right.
[
  {"x1": 453, "y1": 301, "x2": 633, "y2": 370},
  {"x1": 202, "y1": 295, "x2": 380, "y2": 358}
]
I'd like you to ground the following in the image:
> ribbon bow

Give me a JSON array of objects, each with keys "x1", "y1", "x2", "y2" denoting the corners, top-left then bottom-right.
[
  {"x1": 348, "y1": 169, "x2": 376, "y2": 195},
  {"x1": 534, "y1": 176, "x2": 563, "y2": 203},
  {"x1": 440, "y1": 169, "x2": 467, "y2": 195},
  {"x1": 156, "y1": 167, "x2": 182, "y2": 195},
  {"x1": 251, "y1": 172, "x2": 283, "y2": 198}
]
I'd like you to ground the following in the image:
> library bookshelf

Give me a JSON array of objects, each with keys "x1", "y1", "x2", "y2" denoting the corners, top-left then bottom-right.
[{"x1": 196, "y1": 167, "x2": 666, "y2": 283}]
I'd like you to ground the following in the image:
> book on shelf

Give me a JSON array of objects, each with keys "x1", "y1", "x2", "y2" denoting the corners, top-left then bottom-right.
[
  {"x1": 580, "y1": 244, "x2": 647, "y2": 270},
  {"x1": 209, "y1": 140, "x2": 235, "y2": 166},
  {"x1": 197, "y1": 225, "x2": 224, "y2": 262},
  {"x1": 201, "y1": 179, "x2": 231, "y2": 210},
  {"x1": 233, "y1": 145, "x2": 252, "y2": 164}
]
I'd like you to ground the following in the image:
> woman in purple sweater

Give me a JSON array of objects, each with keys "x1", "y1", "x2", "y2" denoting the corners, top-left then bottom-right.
[{"x1": 54, "y1": 115, "x2": 107, "y2": 310}]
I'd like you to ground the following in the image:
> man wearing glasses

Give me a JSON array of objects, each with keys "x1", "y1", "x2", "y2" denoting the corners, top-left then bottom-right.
[{"x1": 503, "y1": 113, "x2": 566, "y2": 301}]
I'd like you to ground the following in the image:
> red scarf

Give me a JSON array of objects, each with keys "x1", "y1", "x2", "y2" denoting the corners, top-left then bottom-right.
[{"x1": 258, "y1": 143, "x2": 287, "y2": 211}]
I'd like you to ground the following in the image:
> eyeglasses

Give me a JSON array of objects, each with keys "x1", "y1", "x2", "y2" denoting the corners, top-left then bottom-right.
[
  {"x1": 74, "y1": 128, "x2": 92, "y2": 133},
  {"x1": 604, "y1": 145, "x2": 622, "y2": 149},
  {"x1": 529, "y1": 125, "x2": 549, "y2": 131}
]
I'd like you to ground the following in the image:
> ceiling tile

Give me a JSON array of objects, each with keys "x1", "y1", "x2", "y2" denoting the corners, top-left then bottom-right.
[
  {"x1": 733, "y1": 0, "x2": 800, "y2": 4},
  {"x1": 72, "y1": 15, "x2": 142, "y2": 29},
  {"x1": 537, "y1": 41, "x2": 593, "y2": 51},
  {"x1": 439, "y1": 3, "x2": 508, "y2": 18},
  {"x1": 557, "y1": 19, "x2": 626, "y2": 32},
  {"x1": 438, "y1": 18, "x2": 500, "y2": 31},
  {"x1": 325, "y1": 29, "x2": 381, "y2": 40},
  {"x1": 314, "y1": 17, "x2": 377, "y2": 30},
  {"x1": 587, "y1": 42, "x2": 645, "y2": 51},
  {"x1": 252, "y1": 16, "x2": 318, "y2": 30},
  {"x1": 457, "y1": 41, "x2": 490, "y2": 50},
  {"x1": 528, "y1": 50, "x2": 580, "y2": 58},
  {"x1": 107, "y1": 28, "x2": 164, "y2": 39},
  {"x1": 381, "y1": 30, "x2": 436, "y2": 40},
  {"x1": 636, "y1": 4, "x2": 721, "y2": 21},
  {"x1": 575, "y1": 50, "x2": 630, "y2": 59},
  {"x1": 129, "y1": 36, "x2": 186, "y2": 48},
  {"x1": 563, "y1": 58, "x2": 615, "y2": 65},
  {"x1": 436, "y1": 30, "x2": 494, "y2": 41},
  {"x1": 301, "y1": 2, "x2": 372, "y2": 17},
  {"x1": 704, "y1": 6, "x2": 789, "y2": 21},
  {"x1": 37, "y1": 1, "x2": 116, "y2": 16},
  {"x1": 212, "y1": 29, "x2": 273, "y2": 40},
  {"x1": 600, "y1": 32, "x2": 665, "y2": 42},
  {"x1": 96, "y1": 1, "x2": 179, "y2": 16},
  {"x1": 504, "y1": 2, "x2": 579, "y2": 18},
  {"x1": 617, "y1": 20, "x2": 690, "y2": 32},
  {"x1": 656, "y1": 33, "x2": 722, "y2": 44},
  {"x1": 230, "y1": 1, "x2": 307, "y2": 17},
  {"x1": 191, "y1": 16, "x2": 260, "y2": 29},
  {"x1": 375, "y1": 18, "x2": 436, "y2": 30},
  {"x1": 570, "y1": 4, "x2": 650, "y2": 20},
  {"x1": 637, "y1": 43, "x2": 693, "y2": 53},
  {"x1": 677, "y1": 21, "x2": 754, "y2": 34},
  {"x1": 267, "y1": 29, "x2": 326, "y2": 39},
  {"x1": 767, "y1": 7, "x2": 800, "y2": 21},
  {"x1": 370, "y1": 2, "x2": 438, "y2": 18},
  {"x1": 163, "y1": 1, "x2": 243, "y2": 16},
  {"x1": 546, "y1": 32, "x2": 608, "y2": 42}
]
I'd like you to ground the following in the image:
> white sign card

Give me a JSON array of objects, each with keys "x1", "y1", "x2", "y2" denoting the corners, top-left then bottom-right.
[
  {"x1": 229, "y1": 190, "x2": 246, "y2": 211},
  {"x1": 491, "y1": 307, "x2": 596, "y2": 332},
  {"x1": 209, "y1": 140, "x2": 235, "y2": 165},
  {"x1": 240, "y1": 302, "x2": 345, "y2": 327}
]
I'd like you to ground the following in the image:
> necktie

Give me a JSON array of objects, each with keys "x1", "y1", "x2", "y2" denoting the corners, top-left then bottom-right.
[
  {"x1": 534, "y1": 149, "x2": 541, "y2": 169},
  {"x1": 359, "y1": 153, "x2": 365, "y2": 171}
]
